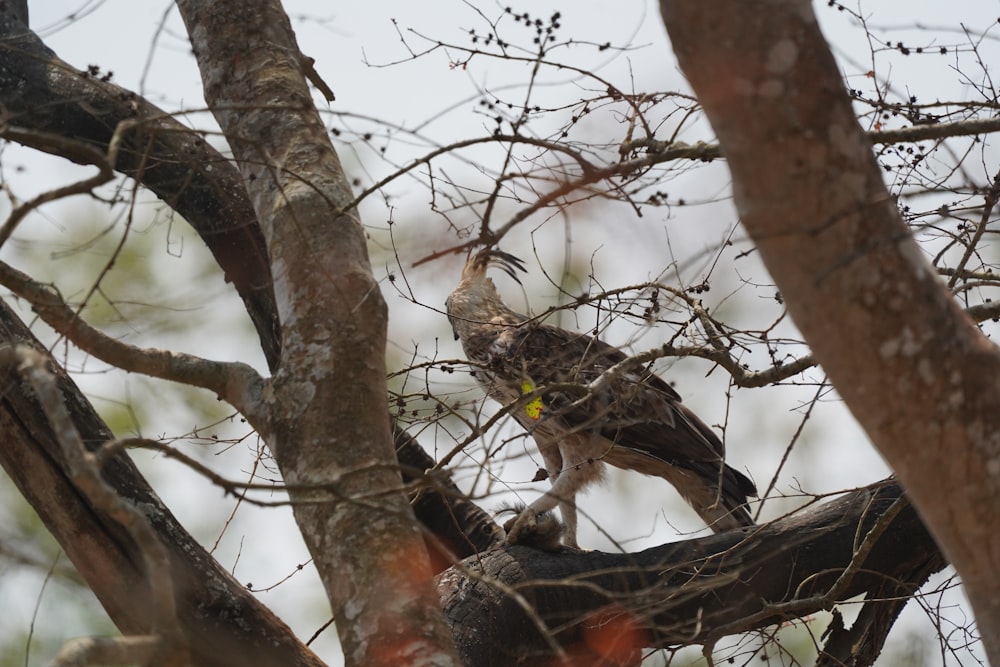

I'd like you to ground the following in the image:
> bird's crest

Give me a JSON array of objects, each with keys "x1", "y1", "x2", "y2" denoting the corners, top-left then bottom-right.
[
  {"x1": 446, "y1": 248, "x2": 528, "y2": 341},
  {"x1": 461, "y1": 248, "x2": 527, "y2": 284}
]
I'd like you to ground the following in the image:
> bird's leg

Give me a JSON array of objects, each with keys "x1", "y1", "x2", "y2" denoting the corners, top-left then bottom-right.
[
  {"x1": 505, "y1": 442, "x2": 570, "y2": 546},
  {"x1": 537, "y1": 439, "x2": 606, "y2": 549},
  {"x1": 504, "y1": 473, "x2": 582, "y2": 548},
  {"x1": 556, "y1": 496, "x2": 579, "y2": 550},
  {"x1": 505, "y1": 451, "x2": 602, "y2": 549},
  {"x1": 537, "y1": 467, "x2": 585, "y2": 549}
]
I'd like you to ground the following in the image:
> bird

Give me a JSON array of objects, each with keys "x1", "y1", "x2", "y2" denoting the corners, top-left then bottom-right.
[{"x1": 445, "y1": 248, "x2": 757, "y2": 549}]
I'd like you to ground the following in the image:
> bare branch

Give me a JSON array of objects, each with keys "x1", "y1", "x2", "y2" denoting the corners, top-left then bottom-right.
[
  {"x1": 174, "y1": 1, "x2": 460, "y2": 664},
  {"x1": 638, "y1": 117, "x2": 1000, "y2": 160},
  {"x1": 415, "y1": 116, "x2": 1000, "y2": 263},
  {"x1": 1, "y1": 345, "x2": 185, "y2": 665},
  {"x1": 868, "y1": 116, "x2": 1000, "y2": 144},
  {"x1": 661, "y1": 1, "x2": 1000, "y2": 661},
  {"x1": 0, "y1": 13, "x2": 280, "y2": 369},
  {"x1": 0, "y1": 127, "x2": 113, "y2": 247},
  {"x1": 0, "y1": 262, "x2": 266, "y2": 421},
  {"x1": 946, "y1": 167, "x2": 1000, "y2": 289},
  {"x1": 0, "y1": 300, "x2": 325, "y2": 667}
]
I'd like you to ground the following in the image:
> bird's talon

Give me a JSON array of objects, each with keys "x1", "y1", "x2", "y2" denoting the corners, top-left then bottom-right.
[
  {"x1": 503, "y1": 510, "x2": 569, "y2": 552},
  {"x1": 503, "y1": 512, "x2": 536, "y2": 545}
]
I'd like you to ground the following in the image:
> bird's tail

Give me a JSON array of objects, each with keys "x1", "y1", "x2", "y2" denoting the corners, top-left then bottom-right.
[{"x1": 699, "y1": 466, "x2": 756, "y2": 533}]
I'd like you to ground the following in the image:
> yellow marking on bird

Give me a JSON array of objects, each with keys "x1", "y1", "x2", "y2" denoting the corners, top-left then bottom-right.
[{"x1": 521, "y1": 379, "x2": 543, "y2": 420}]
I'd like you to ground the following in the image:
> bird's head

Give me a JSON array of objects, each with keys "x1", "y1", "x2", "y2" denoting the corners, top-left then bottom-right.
[{"x1": 445, "y1": 248, "x2": 527, "y2": 340}]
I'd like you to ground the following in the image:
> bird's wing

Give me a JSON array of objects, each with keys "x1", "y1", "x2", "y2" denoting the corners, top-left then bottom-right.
[{"x1": 502, "y1": 322, "x2": 753, "y2": 494}]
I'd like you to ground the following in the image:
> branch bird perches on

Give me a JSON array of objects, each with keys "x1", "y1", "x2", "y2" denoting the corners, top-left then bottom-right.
[{"x1": 446, "y1": 249, "x2": 757, "y2": 548}]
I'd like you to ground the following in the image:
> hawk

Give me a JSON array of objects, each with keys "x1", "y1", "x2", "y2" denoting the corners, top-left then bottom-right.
[{"x1": 446, "y1": 249, "x2": 756, "y2": 548}]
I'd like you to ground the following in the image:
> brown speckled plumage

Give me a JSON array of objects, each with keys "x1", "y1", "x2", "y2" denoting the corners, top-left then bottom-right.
[{"x1": 446, "y1": 249, "x2": 756, "y2": 548}]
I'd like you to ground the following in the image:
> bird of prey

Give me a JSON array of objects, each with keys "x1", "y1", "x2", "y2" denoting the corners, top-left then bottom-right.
[{"x1": 446, "y1": 249, "x2": 756, "y2": 548}]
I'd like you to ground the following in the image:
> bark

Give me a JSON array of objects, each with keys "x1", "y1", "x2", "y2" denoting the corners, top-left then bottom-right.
[
  {"x1": 0, "y1": 7, "x2": 279, "y2": 370},
  {"x1": 659, "y1": 1, "x2": 1000, "y2": 662},
  {"x1": 0, "y1": 283, "x2": 480, "y2": 666},
  {"x1": 0, "y1": 301, "x2": 323, "y2": 667},
  {"x1": 173, "y1": 2, "x2": 459, "y2": 665},
  {"x1": 394, "y1": 423, "x2": 506, "y2": 573},
  {"x1": 440, "y1": 480, "x2": 944, "y2": 666}
]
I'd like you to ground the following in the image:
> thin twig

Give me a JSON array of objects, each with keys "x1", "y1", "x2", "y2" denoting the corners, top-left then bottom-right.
[{"x1": 0, "y1": 128, "x2": 113, "y2": 247}]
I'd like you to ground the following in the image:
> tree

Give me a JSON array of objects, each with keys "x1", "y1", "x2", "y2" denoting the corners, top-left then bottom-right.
[
  {"x1": 660, "y1": 2, "x2": 1000, "y2": 662},
  {"x1": 0, "y1": 0, "x2": 995, "y2": 665}
]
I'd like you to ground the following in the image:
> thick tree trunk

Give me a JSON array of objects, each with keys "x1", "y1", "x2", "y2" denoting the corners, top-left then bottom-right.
[
  {"x1": 660, "y1": 1, "x2": 1000, "y2": 661},
  {"x1": 173, "y1": 2, "x2": 459, "y2": 665},
  {"x1": 0, "y1": 302, "x2": 323, "y2": 667}
]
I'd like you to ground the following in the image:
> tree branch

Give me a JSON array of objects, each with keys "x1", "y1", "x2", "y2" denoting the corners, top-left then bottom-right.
[
  {"x1": 440, "y1": 480, "x2": 945, "y2": 666},
  {"x1": 0, "y1": 127, "x2": 114, "y2": 247},
  {"x1": 0, "y1": 300, "x2": 324, "y2": 667},
  {"x1": 417, "y1": 116, "x2": 1000, "y2": 263},
  {"x1": 394, "y1": 422, "x2": 505, "y2": 573},
  {"x1": 0, "y1": 261, "x2": 266, "y2": 423},
  {"x1": 0, "y1": 11, "x2": 280, "y2": 369},
  {"x1": 174, "y1": 2, "x2": 460, "y2": 664},
  {"x1": 660, "y1": 1, "x2": 1000, "y2": 661},
  {"x1": 1, "y1": 344, "x2": 185, "y2": 666}
]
